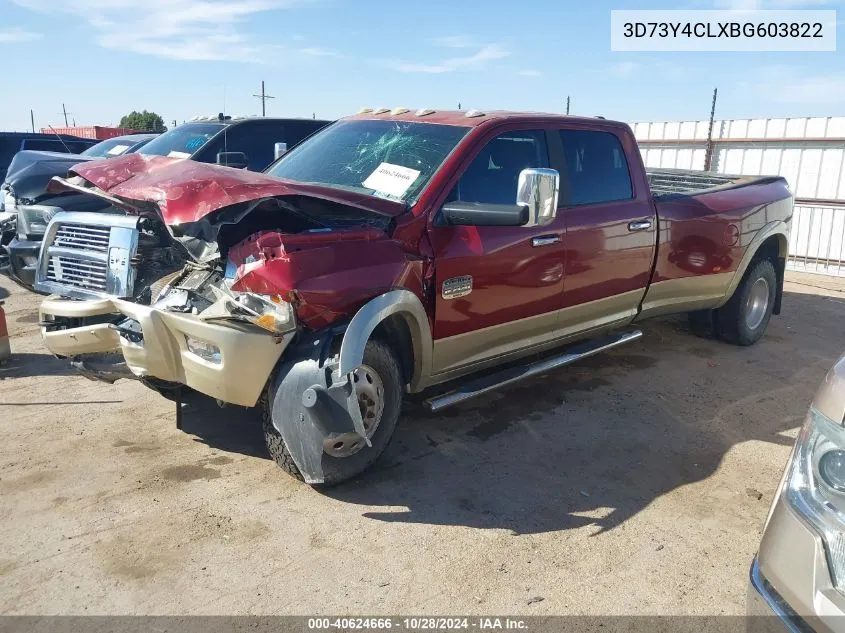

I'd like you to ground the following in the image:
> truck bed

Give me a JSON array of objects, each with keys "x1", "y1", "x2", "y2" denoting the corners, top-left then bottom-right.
[{"x1": 647, "y1": 168, "x2": 783, "y2": 199}]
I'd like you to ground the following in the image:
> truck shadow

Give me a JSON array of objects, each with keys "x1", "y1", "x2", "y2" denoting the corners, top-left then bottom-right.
[
  {"x1": 0, "y1": 352, "x2": 79, "y2": 380},
  {"x1": 322, "y1": 289, "x2": 843, "y2": 534},
  {"x1": 177, "y1": 394, "x2": 269, "y2": 460},
  {"x1": 180, "y1": 288, "x2": 843, "y2": 536}
]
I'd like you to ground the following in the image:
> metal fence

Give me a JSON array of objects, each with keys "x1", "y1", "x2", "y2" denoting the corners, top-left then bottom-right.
[{"x1": 632, "y1": 116, "x2": 845, "y2": 276}]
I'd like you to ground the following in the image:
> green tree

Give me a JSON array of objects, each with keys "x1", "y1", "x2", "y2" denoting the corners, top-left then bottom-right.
[{"x1": 118, "y1": 110, "x2": 167, "y2": 133}]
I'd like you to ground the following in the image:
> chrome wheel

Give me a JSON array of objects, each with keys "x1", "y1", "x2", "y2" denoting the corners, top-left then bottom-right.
[
  {"x1": 322, "y1": 364, "x2": 385, "y2": 458},
  {"x1": 744, "y1": 277, "x2": 770, "y2": 331}
]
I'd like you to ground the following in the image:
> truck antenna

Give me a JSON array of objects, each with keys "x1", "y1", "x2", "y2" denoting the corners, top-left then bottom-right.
[{"x1": 46, "y1": 125, "x2": 72, "y2": 154}]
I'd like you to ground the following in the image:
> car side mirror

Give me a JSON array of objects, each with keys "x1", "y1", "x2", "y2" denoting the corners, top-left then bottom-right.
[
  {"x1": 274, "y1": 142, "x2": 288, "y2": 160},
  {"x1": 217, "y1": 151, "x2": 249, "y2": 169},
  {"x1": 517, "y1": 168, "x2": 559, "y2": 227}
]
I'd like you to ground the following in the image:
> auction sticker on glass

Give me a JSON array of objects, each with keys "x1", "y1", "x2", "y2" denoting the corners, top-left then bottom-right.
[
  {"x1": 362, "y1": 163, "x2": 420, "y2": 199},
  {"x1": 611, "y1": 9, "x2": 836, "y2": 51}
]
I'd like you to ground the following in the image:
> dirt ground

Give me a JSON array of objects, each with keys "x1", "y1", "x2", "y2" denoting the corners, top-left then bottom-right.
[{"x1": 0, "y1": 271, "x2": 843, "y2": 616}]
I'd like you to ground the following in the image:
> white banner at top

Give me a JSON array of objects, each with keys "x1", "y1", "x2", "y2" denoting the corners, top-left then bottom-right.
[{"x1": 610, "y1": 10, "x2": 836, "y2": 51}]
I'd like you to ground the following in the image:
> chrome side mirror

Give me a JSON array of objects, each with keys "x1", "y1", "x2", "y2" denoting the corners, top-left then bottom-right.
[
  {"x1": 274, "y1": 142, "x2": 288, "y2": 160},
  {"x1": 517, "y1": 168, "x2": 559, "y2": 227}
]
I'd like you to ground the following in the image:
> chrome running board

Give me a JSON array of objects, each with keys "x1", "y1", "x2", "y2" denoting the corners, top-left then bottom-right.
[{"x1": 423, "y1": 330, "x2": 643, "y2": 412}]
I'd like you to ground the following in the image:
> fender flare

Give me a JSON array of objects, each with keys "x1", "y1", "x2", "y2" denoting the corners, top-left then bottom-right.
[
  {"x1": 718, "y1": 219, "x2": 789, "y2": 307},
  {"x1": 337, "y1": 289, "x2": 433, "y2": 393}
]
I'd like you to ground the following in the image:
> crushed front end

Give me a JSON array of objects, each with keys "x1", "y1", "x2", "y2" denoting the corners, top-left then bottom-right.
[{"x1": 35, "y1": 211, "x2": 299, "y2": 407}]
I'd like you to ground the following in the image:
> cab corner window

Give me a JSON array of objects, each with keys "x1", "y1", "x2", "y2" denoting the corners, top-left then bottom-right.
[
  {"x1": 449, "y1": 130, "x2": 549, "y2": 205},
  {"x1": 559, "y1": 130, "x2": 633, "y2": 206}
]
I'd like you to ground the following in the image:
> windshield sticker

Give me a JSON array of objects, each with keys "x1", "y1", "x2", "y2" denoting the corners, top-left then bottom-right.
[
  {"x1": 362, "y1": 162, "x2": 421, "y2": 199},
  {"x1": 185, "y1": 136, "x2": 208, "y2": 151},
  {"x1": 167, "y1": 150, "x2": 191, "y2": 159},
  {"x1": 107, "y1": 144, "x2": 131, "y2": 156}
]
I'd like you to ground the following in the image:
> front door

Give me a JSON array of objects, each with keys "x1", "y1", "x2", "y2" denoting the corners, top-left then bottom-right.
[{"x1": 429, "y1": 128, "x2": 567, "y2": 375}]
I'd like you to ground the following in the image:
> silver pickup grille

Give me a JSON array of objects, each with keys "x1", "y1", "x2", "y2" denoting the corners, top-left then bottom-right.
[
  {"x1": 53, "y1": 224, "x2": 111, "y2": 252},
  {"x1": 45, "y1": 256, "x2": 109, "y2": 292},
  {"x1": 35, "y1": 212, "x2": 141, "y2": 300}
]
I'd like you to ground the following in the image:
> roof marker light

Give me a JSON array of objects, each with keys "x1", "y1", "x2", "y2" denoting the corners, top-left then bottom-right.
[
  {"x1": 358, "y1": 107, "x2": 373, "y2": 114},
  {"x1": 416, "y1": 108, "x2": 435, "y2": 117},
  {"x1": 465, "y1": 109, "x2": 485, "y2": 118},
  {"x1": 391, "y1": 107, "x2": 410, "y2": 115},
  {"x1": 372, "y1": 107, "x2": 390, "y2": 115}
]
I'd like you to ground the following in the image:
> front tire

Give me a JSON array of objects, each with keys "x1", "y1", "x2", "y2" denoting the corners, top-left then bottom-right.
[
  {"x1": 716, "y1": 259, "x2": 777, "y2": 346},
  {"x1": 263, "y1": 339, "x2": 403, "y2": 486}
]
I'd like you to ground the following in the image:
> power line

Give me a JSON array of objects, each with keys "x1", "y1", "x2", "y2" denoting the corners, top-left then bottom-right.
[
  {"x1": 252, "y1": 81, "x2": 275, "y2": 117},
  {"x1": 59, "y1": 103, "x2": 71, "y2": 127}
]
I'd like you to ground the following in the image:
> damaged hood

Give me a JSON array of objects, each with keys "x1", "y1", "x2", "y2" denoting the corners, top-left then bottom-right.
[
  {"x1": 5, "y1": 150, "x2": 93, "y2": 201},
  {"x1": 50, "y1": 153, "x2": 404, "y2": 226}
]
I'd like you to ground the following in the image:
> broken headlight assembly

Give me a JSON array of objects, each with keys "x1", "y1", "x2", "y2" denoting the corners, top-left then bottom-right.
[
  {"x1": 17, "y1": 204, "x2": 61, "y2": 239},
  {"x1": 786, "y1": 406, "x2": 845, "y2": 590},
  {"x1": 202, "y1": 285, "x2": 296, "y2": 335}
]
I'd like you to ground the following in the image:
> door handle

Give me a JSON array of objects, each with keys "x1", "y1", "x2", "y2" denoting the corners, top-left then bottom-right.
[
  {"x1": 628, "y1": 219, "x2": 653, "y2": 232},
  {"x1": 531, "y1": 235, "x2": 561, "y2": 247}
]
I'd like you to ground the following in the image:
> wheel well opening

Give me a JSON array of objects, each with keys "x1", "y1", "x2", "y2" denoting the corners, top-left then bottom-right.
[
  {"x1": 371, "y1": 314, "x2": 414, "y2": 389},
  {"x1": 754, "y1": 234, "x2": 786, "y2": 265},
  {"x1": 752, "y1": 234, "x2": 787, "y2": 315}
]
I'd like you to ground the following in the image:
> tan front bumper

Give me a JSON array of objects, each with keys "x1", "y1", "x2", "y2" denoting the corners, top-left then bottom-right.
[{"x1": 40, "y1": 296, "x2": 290, "y2": 407}]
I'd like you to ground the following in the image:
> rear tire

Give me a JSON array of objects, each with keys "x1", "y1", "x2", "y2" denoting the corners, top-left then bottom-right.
[
  {"x1": 716, "y1": 259, "x2": 777, "y2": 346},
  {"x1": 263, "y1": 339, "x2": 403, "y2": 486}
]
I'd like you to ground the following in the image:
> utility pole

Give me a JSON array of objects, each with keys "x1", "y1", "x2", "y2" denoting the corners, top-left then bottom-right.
[
  {"x1": 30, "y1": 109, "x2": 35, "y2": 133},
  {"x1": 252, "y1": 81, "x2": 275, "y2": 116},
  {"x1": 566, "y1": 96, "x2": 570, "y2": 115},
  {"x1": 62, "y1": 103, "x2": 69, "y2": 126},
  {"x1": 703, "y1": 87, "x2": 718, "y2": 172}
]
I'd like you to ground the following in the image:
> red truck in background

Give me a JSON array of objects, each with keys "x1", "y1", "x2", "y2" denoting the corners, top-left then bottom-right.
[{"x1": 34, "y1": 109, "x2": 792, "y2": 485}]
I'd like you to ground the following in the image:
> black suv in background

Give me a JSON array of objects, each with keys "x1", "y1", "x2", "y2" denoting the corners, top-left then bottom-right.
[
  {"x1": 139, "y1": 116, "x2": 332, "y2": 170},
  {"x1": 0, "y1": 132, "x2": 97, "y2": 182},
  {"x1": 2, "y1": 117, "x2": 331, "y2": 290}
]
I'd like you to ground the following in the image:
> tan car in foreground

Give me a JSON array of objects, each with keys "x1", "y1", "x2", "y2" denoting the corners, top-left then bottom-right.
[{"x1": 750, "y1": 352, "x2": 845, "y2": 632}]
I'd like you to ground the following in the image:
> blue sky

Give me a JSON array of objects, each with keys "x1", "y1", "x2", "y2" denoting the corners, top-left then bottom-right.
[{"x1": 1, "y1": 0, "x2": 843, "y2": 132}]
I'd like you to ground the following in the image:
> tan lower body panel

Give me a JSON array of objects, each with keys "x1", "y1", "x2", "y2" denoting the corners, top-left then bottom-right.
[
  {"x1": 636, "y1": 272, "x2": 733, "y2": 320},
  {"x1": 40, "y1": 296, "x2": 288, "y2": 407},
  {"x1": 429, "y1": 289, "x2": 643, "y2": 385}
]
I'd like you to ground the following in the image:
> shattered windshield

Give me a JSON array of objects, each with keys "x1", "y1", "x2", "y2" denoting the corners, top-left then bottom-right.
[
  {"x1": 139, "y1": 123, "x2": 225, "y2": 158},
  {"x1": 266, "y1": 120, "x2": 470, "y2": 203}
]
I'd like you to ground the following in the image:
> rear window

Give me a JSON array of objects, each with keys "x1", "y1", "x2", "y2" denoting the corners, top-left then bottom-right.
[
  {"x1": 139, "y1": 123, "x2": 225, "y2": 158},
  {"x1": 22, "y1": 139, "x2": 74, "y2": 152},
  {"x1": 559, "y1": 130, "x2": 633, "y2": 205}
]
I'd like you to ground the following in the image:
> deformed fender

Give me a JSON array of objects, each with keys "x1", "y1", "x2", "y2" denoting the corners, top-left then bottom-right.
[
  {"x1": 337, "y1": 289, "x2": 433, "y2": 393},
  {"x1": 269, "y1": 328, "x2": 364, "y2": 485}
]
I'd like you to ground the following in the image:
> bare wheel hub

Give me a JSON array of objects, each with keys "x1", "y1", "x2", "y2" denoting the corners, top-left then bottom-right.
[
  {"x1": 322, "y1": 364, "x2": 385, "y2": 458},
  {"x1": 744, "y1": 276, "x2": 770, "y2": 331}
]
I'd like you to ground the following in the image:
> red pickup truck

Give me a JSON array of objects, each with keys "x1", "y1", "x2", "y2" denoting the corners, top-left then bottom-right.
[{"x1": 35, "y1": 109, "x2": 793, "y2": 485}]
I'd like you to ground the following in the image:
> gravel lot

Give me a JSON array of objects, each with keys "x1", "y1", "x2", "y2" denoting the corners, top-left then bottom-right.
[{"x1": 1, "y1": 272, "x2": 843, "y2": 615}]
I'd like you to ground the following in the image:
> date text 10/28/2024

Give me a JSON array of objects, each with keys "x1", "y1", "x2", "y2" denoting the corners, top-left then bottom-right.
[{"x1": 308, "y1": 618, "x2": 529, "y2": 630}]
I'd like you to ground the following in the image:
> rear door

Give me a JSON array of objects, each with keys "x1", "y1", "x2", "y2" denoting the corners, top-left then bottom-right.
[
  {"x1": 429, "y1": 126, "x2": 567, "y2": 375},
  {"x1": 550, "y1": 127, "x2": 656, "y2": 331}
]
